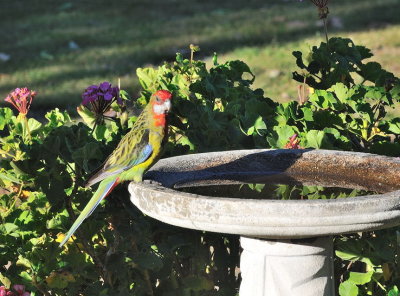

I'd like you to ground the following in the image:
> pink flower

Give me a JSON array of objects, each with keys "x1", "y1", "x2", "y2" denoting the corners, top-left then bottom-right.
[
  {"x1": 4, "y1": 88, "x2": 37, "y2": 115},
  {"x1": 0, "y1": 286, "x2": 16, "y2": 296},
  {"x1": 309, "y1": 0, "x2": 328, "y2": 8},
  {"x1": 309, "y1": 0, "x2": 329, "y2": 19},
  {"x1": 12, "y1": 285, "x2": 29, "y2": 296},
  {"x1": 284, "y1": 134, "x2": 303, "y2": 149},
  {"x1": 0, "y1": 286, "x2": 7, "y2": 296}
]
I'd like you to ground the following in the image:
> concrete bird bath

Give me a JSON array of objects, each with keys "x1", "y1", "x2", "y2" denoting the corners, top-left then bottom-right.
[{"x1": 128, "y1": 149, "x2": 400, "y2": 296}]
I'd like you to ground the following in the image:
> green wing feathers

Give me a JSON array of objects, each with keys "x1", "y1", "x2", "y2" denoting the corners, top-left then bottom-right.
[{"x1": 86, "y1": 108, "x2": 154, "y2": 187}]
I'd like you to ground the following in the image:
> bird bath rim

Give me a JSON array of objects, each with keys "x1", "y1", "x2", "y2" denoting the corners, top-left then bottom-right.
[{"x1": 129, "y1": 149, "x2": 400, "y2": 239}]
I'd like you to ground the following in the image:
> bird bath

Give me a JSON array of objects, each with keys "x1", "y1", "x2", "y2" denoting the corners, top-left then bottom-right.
[{"x1": 128, "y1": 149, "x2": 400, "y2": 296}]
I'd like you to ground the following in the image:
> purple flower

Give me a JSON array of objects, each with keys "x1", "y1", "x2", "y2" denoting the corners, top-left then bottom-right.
[
  {"x1": 82, "y1": 85, "x2": 99, "y2": 105},
  {"x1": 4, "y1": 87, "x2": 37, "y2": 115},
  {"x1": 80, "y1": 81, "x2": 123, "y2": 126},
  {"x1": 81, "y1": 82, "x2": 121, "y2": 106},
  {"x1": 104, "y1": 92, "x2": 113, "y2": 101},
  {"x1": 99, "y1": 81, "x2": 111, "y2": 92}
]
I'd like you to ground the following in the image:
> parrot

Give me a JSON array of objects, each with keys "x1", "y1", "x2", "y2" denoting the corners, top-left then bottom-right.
[{"x1": 59, "y1": 90, "x2": 172, "y2": 247}]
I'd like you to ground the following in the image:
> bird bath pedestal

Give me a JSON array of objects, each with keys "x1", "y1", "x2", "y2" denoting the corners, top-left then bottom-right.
[{"x1": 129, "y1": 149, "x2": 400, "y2": 296}]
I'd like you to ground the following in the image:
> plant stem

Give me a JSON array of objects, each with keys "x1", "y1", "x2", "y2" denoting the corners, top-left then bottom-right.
[
  {"x1": 323, "y1": 17, "x2": 329, "y2": 45},
  {"x1": 0, "y1": 149, "x2": 16, "y2": 159},
  {"x1": 22, "y1": 115, "x2": 31, "y2": 143}
]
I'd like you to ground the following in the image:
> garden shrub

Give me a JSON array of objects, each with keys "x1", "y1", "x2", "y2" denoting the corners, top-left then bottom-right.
[{"x1": 0, "y1": 38, "x2": 399, "y2": 296}]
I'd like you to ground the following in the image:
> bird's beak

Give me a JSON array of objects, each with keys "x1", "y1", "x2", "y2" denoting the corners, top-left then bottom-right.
[{"x1": 164, "y1": 100, "x2": 171, "y2": 113}]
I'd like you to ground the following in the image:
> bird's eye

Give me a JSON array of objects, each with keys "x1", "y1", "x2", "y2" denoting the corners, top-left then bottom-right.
[{"x1": 155, "y1": 96, "x2": 162, "y2": 103}]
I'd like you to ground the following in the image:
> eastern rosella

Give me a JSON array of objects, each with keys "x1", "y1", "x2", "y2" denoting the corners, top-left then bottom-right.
[{"x1": 59, "y1": 90, "x2": 172, "y2": 247}]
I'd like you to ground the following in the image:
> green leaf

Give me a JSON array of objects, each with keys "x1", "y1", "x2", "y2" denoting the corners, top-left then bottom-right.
[
  {"x1": 348, "y1": 271, "x2": 373, "y2": 285},
  {"x1": 0, "y1": 272, "x2": 11, "y2": 288},
  {"x1": 119, "y1": 89, "x2": 131, "y2": 101},
  {"x1": 19, "y1": 271, "x2": 32, "y2": 282},
  {"x1": 304, "y1": 130, "x2": 327, "y2": 149},
  {"x1": 94, "y1": 124, "x2": 107, "y2": 140},
  {"x1": 1, "y1": 223, "x2": 19, "y2": 235},
  {"x1": 246, "y1": 116, "x2": 267, "y2": 136},
  {"x1": 302, "y1": 107, "x2": 313, "y2": 121},
  {"x1": 292, "y1": 51, "x2": 306, "y2": 69},
  {"x1": 46, "y1": 271, "x2": 75, "y2": 289},
  {"x1": 267, "y1": 125, "x2": 297, "y2": 148},
  {"x1": 273, "y1": 101, "x2": 301, "y2": 127},
  {"x1": 388, "y1": 286, "x2": 399, "y2": 296},
  {"x1": 0, "y1": 171, "x2": 22, "y2": 184},
  {"x1": 370, "y1": 142, "x2": 400, "y2": 157},
  {"x1": 46, "y1": 215, "x2": 66, "y2": 230},
  {"x1": 335, "y1": 249, "x2": 375, "y2": 267},
  {"x1": 45, "y1": 108, "x2": 71, "y2": 127},
  {"x1": 27, "y1": 117, "x2": 42, "y2": 133},
  {"x1": 136, "y1": 67, "x2": 157, "y2": 91},
  {"x1": 388, "y1": 119, "x2": 400, "y2": 134},
  {"x1": 18, "y1": 210, "x2": 34, "y2": 225},
  {"x1": 313, "y1": 110, "x2": 343, "y2": 128},
  {"x1": 359, "y1": 62, "x2": 384, "y2": 83},
  {"x1": 339, "y1": 281, "x2": 359, "y2": 296},
  {"x1": 0, "y1": 107, "x2": 13, "y2": 130},
  {"x1": 72, "y1": 142, "x2": 103, "y2": 172},
  {"x1": 17, "y1": 255, "x2": 32, "y2": 269},
  {"x1": 76, "y1": 105, "x2": 96, "y2": 128},
  {"x1": 331, "y1": 83, "x2": 349, "y2": 102},
  {"x1": 365, "y1": 86, "x2": 390, "y2": 104},
  {"x1": 212, "y1": 52, "x2": 218, "y2": 66},
  {"x1": 335, "y1": 250, "x2": 361, "y2": 262}
]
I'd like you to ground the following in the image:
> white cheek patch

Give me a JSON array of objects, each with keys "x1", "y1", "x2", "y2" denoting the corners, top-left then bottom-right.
[
  {"x1": 153, "y1": 103, "x2": 165, "y2": 115},
  {"x1": 153, "y1": 101, "x2": 171, "y2": 115}
]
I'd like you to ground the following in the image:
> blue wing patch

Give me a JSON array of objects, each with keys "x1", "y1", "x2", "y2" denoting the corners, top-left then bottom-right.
[
  {"x1": 85, "y1": 144, "x2": 153, "y2": 187},
  {"x1": 129, "y1": 144, "x2": 153, "y2": 167}
]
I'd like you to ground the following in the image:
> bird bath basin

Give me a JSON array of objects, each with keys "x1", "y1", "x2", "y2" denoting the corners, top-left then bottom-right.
[{"x1": 128, "y1": 149, "x2": 400, "y2": 296}]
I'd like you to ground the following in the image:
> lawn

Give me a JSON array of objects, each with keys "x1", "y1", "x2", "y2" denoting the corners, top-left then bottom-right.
[{"x1": 0, "y1": 0, "x2": 399, "y2": 112}]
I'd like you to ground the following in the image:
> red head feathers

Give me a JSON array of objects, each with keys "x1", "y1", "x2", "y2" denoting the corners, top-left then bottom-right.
[
  {"x1": 154, "y1": 90, "x2": 172, "y2": 101},
  {"x1": 151, "y1": 90, "x2": 172, "y2": 126}
]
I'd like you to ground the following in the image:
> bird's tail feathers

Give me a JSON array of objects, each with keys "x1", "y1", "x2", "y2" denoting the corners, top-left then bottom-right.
[{"x1": 59, "y1": 177, "x2": 119, "y2": 247}]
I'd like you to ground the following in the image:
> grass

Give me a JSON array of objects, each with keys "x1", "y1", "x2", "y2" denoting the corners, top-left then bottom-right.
[
  {"x1": 222, "y1": 25, "x2": 400, "y2": 102},
  {"x1": 0, "y1": 0, "x2": 399, "y2": 113}
]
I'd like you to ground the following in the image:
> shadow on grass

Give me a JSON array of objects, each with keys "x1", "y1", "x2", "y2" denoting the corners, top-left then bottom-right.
[{"x1": 0, "y1": 0, "x2": 399, "y2": 111}]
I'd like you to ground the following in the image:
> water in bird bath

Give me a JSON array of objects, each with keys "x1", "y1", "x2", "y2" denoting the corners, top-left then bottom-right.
[{"x1": 174, "y1": 173, "x2": 383, "y2": 200}]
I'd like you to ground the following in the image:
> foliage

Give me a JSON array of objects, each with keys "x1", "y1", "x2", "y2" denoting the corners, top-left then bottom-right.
[
  {"x1": 0, "y1": 85, "x2": 241, "y2": 295},
  {"x1": 135, "y1": 51, "x2": 276, "y2": 155},
  {"x1": 267, "y1": 81, "x2": 400, "y2": 155},
  {"x1": 335, "y1": 231, "x2": 400, "y2": 296},
  {"x1": 0, "y1": 37, "x2": 399, "y2": 296},
  {"x1": 292, "y1": 37, "x2": 399, "y2": 90}
]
